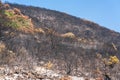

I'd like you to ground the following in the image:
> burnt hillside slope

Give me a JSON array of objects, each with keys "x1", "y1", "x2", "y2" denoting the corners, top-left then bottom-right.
[
  {"x1": 0, "y1": 3, "x2": 120, "y2": 78},
  {"x1": 9, "y1": 3, "x2": 120, "y2": 55}
]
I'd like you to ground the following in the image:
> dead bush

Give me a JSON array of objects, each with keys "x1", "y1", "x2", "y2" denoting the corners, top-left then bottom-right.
[
  {"x1": 61, "y1": 32, "x2": 75, "y2": 38},
  {"x1": 60, "y1": 76, "x2": 72, "y2": 80}
]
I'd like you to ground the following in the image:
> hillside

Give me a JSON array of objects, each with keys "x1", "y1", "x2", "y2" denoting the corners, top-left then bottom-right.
[
  {"x1": 9, "y1": 3, "x2": 120, "y2": 50},
  {"x1": 0, "y1": 2, "x2": 120, "y2": 80}
]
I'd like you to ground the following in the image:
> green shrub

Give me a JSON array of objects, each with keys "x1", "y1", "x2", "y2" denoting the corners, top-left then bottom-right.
[
  {"x1": 0, "y1": 9, "x2": 33, "y2": 31},
  {"x1": 4, "y1": 10, "x2": 14, "y2": 17}
]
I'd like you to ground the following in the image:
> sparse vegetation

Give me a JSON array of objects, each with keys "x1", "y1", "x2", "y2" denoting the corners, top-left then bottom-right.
[
  {"x1": 95, "y1": 53, "x2": 119, "y2": 80},
  {"x1": 0, "y1": 42, "x2": 16, "y2": 65},
  {"x1": 108, "y1": 56, "x2": 119, "y2": 66},
  {"x1": 61, "y1": 32, "x2": 75, "y2": 38},
  {"x1": 34, "y1": 28, "x2": 45, "y2": 34},
  {"x1": 0, "y1": 42, "x2": 5, "y2": 52},
  {"x1": 0, "y1": 1, "x2": 120, "y2": 80},
  {"x1": 44, "y1": 61, "x2": 53, "y2": 69},
  {"x1": 60, "y1": 76, "x2": 72, "y2": 80},
  {"x1": 0, "y1": 2, "x2": 33, "y2": 33}
]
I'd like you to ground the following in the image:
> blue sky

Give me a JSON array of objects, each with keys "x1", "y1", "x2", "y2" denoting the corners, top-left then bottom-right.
[{"x1": 2, "y1": 0, "x2": 120, "y2": 33}]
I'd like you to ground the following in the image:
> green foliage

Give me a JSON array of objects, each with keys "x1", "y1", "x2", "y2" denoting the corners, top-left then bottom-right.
[
  {"x1": 4, "y1": 10, "x2": 14, "y2": 17},
  {"x1": 0, "y1": 5, "x2": 33, "y2": 31},
  {"x1": 6, "y1": 20, "x2": 18, "y2": 28},
  {"x1": 16, "y1": 16, "x2": 32, "y2": 28}
]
